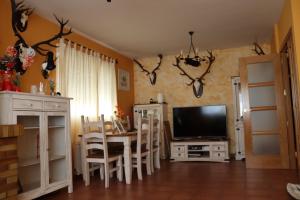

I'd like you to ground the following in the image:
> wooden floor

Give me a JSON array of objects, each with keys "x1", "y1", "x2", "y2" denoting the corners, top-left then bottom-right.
[{"x1": 38, "y1": 161, "x2": 300, "y2": 200}]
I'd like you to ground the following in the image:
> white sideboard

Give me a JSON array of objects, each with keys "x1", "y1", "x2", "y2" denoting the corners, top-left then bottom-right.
[
  {"x1": 171, "y1": 140, "x2": 229, "y2": 162},
  {"x1": 133, "y1": 103, "x2": 168, "y2": 159},
  {"x1": 0, "y1": 91, "x2": 73, "y2": 200}
]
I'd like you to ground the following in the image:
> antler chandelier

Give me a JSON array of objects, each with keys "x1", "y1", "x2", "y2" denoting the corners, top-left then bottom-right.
[{"x1": 178, "y1": 31, "x2": 204, "y2": 67}]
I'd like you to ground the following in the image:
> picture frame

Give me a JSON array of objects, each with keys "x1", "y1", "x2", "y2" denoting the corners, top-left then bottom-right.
[{"x1": 118, "y1": 68, "x2": 130, "y2": 91}]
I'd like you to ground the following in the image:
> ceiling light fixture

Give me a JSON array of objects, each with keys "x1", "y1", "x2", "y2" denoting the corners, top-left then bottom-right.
[{"x1": 178, "y1": 31, "x2": 204, "y2": 67}]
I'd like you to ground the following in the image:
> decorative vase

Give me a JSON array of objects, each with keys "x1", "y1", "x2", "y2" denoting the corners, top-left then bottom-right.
[
  {"x1": 12, "y1": 85, "x2": 21, "y2": 92},
  {"x1": 2, "y1": 71, "x2": 13, "y2": 91},
  {"x1": 157, "y1": 93, "x2": 164, "y2": 103}
]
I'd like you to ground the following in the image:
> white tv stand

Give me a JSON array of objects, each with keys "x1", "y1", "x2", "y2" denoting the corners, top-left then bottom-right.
[{"x1": 171, "y1": 140, "x2": 229, "y2": 162}]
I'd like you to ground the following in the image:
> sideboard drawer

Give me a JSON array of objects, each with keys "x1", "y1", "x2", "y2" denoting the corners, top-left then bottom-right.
[
  {"x1": 12, "y1": 99, "x2": 43, "y2": 110},
  {"x1": 44, "y1": 101, "x2": 68, "y2": 111},
  {"x1": 172, "y1": 152, "x2": 185, "y2": 158},
  {"x1": 172, "y1": 145, "x2": 185, "y2": 153},
  {"x1": 212, "y1": 145, "x2": 225, "y2": 151},
  {"x1": 212, "y1": 152, "x2": 226, "y2": 158}
]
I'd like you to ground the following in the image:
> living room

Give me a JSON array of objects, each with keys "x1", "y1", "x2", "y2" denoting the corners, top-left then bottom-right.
[{"x1": 0, "y1": 0, "x2": 300, "y2": 199}]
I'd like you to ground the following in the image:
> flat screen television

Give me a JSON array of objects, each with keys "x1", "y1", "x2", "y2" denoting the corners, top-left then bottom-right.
[{"x1": 173, "y1": 105, "x2": 227, "y2": 139}]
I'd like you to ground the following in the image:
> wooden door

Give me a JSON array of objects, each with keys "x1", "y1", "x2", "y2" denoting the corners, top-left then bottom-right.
[
  {"x1": 240, "y1": 54, "x2": 289, "y2": 169},
  {"x1": 280, "y1": 33, "x2": 300, "y2": 169}
]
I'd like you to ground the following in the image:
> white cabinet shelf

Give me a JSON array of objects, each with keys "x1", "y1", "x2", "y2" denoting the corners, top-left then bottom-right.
[
  {"x1": 48, "y1": 125, "x2": 65, "y2": 129},
  {"x1": 23, "y1": 126, "x2": 40, "y2": 130},
  {"x1": 171, "y1": 140, "x2": 229, "y2": 162},
  {"x1": 0, "y1": 91, "x2": 73, "y2": 200},
  {"x1": 19, "y1": 155, "x2": 66, "y2": 167},
  {"x1": 22, "y1": 181, "x2": 40, "y2": 192}
]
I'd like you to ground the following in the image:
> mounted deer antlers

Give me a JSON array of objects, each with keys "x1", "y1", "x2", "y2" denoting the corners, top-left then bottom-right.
[
  {"x1": 252, "y1": 42, "x2": 265, "y2": 56},
  {"x1": 173, "y1": 50, "x2": 215, "y2": 98},
  {"x1": 13, "y1": 0, "x2": 33, "y2": 32},
  {"x1": 32, "y1": 15, "x2": 72, "y2": 56},
  {"x1": 134, "y1": 54, "x2": 163, "y2": 85},
  {"x1": 10, "y1": 0, "x2": 72, "y2": 78}
]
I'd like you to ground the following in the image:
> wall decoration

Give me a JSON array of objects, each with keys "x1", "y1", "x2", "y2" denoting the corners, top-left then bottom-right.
[
  {"x1": 133, "y1": 54, "x2": 163, "y2": 85},
  {"x1": 10, "y1": 0, "x2": 72, "y2": 79},
  {"x1": 118, "y1": 68, "x2": 130, "y2": 91},
  {"x1": 252, "y1": 42, "x2": 265, "y2": 55},
  {"x1": 173, "y1": 50, "x2": 215, "y2": 98}
]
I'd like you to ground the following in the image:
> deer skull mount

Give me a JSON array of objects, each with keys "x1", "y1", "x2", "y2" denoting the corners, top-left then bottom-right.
[
  {"x1": 10, "y1": 0, "x2": 72, "y2": 78},
  {"x1": 13, "y1": 0, "x2": 33, "y2": 32},
  {"x1": 173, "y1": 50, "x2": 215, "y2": 98},
  {"x1": 252, "y1": 42, "x2": 265, "y2": 56},
  {"x1": 134, "y1": 54, "x2": 163, "y2": 85}
]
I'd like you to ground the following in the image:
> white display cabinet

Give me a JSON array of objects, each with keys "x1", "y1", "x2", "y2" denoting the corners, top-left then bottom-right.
[{"x1": 0, "y1": 91, "x2": 73, "y2": 200}]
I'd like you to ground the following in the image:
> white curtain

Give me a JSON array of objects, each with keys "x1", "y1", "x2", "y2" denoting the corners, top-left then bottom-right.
[
  {"x1": 56, "y1": 39, "x2": 117, "y2": 140},
  {"x1": 98, "y1": 56, "x2": 117, "y2": 117}
]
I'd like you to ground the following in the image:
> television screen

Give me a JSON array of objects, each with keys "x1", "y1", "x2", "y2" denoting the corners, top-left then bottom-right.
[{"x1": 173, "y1": 105, "x2": 227, "y2": 139}]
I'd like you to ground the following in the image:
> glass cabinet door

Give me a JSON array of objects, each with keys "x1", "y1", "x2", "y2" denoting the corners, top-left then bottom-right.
[
  {"x1": 13, "y1": 112, "x2": 43, "y2": 194},
  {"x1": 46, "y1": 112, "x2": 68, "y2": 185}
]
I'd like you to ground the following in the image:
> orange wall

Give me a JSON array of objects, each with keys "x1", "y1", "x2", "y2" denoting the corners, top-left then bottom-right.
[
  {"x1": 290, "y1": 0, "x2": 300, "y2": 79},
  {"x1": 273, "y1": 0, "x2": 300, "y2": 92},
  {"x1": 273, "y1": 0, "x2": 292, "y2": 51},
  {"x1": 0, "y1": 0, "x2": 134, "y2": 117}
]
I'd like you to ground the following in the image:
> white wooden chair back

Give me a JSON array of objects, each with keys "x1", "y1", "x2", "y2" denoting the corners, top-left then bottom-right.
[
  {"x1": 152, "y1": 114, "x2": 161, "y2": 147},
  {"x1": 81, "y1": 115, "x2": 108, "y2": 162},
  {"x1": 111, "y1": 115, "x2": 131, "y2": 133},
  {"x1": 136, "y1": 113, "x2": 152, "y2": 155},
  {"x1": 126, "y1": 115, "x2": 131, "y2": 131},
  {"x1": 103, "y1": 117, "x2": 114, "y2": 133},
  {"x1": 81, "y1": 115, "x2": 102, "y2": 132}
]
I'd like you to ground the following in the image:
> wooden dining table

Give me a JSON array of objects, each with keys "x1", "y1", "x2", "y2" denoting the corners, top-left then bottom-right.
[{"x1": 80, "y1": 131, "x2": 138, "y2": 185}]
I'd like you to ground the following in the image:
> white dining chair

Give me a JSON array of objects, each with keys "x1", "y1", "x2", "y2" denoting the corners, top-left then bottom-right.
[
  {"x1": 81, "y1": 114, "x2": 123, "y2": 188},
  {"x1": 131, "y1": 113, "x2": 152, "y2": 180},
  {"x1": 150, "y1": 114, "x2": 161, "y2": 172}
]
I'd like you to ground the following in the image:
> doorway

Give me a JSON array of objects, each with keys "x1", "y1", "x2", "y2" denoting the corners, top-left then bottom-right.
[{"x1": 280, "y1": 33, "x2": 300, "y2": 169}]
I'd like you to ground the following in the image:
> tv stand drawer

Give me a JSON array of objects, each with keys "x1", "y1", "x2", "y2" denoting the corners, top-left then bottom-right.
[
  {"x1": 212, "y1": 152, "x2": 226, "y2": 158},
  {"x1": 212, "y1": 145, "x2": 225, "y2": 151},
  {"x1": 173, "y1": 145, "x2": 185, "y2": 153},
  {"x1": 172, "y1": 152, "x2": 185, "y2": 158}
]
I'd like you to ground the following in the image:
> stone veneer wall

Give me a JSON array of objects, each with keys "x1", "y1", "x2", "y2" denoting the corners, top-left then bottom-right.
[{"x1": 134, "y1": 44, "x2": 270, "y2": 154}]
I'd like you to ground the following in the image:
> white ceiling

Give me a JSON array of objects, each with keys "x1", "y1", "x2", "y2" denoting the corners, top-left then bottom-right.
[{"x1": 24, "y1": 0, "x2": 284, "y2": 58}]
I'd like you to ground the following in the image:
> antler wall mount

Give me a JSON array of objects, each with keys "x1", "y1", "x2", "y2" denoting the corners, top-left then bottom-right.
[
  {"x1": 173, "y1": 50, "x2": 215, "y2": 98},
  {"x1": 134, "y1": 54, "x2": 163, "y2": 85},
  {"x1": 252, "y1": 42, "x2": 265, "y2": 56},
  {"x1": 10, "y1": 0, "x2": 72, "y2": 78}
]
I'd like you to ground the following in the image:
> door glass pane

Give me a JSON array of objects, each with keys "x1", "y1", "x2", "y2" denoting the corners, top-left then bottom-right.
[
  {"x1": 251, "y1": 110, "x2": 278, "y2": 131},
  {"x1": 17, "y1": 115, "x2": 41, "y2": 193},
  {"x1": 142, "y1": 110, "x2": 148, "y2": 118},
  {"x1": 252, "y1": 135, "x2": 280, "y2": 155},
  {"x1": 249, "y1": 86, "x2": 276, "y2": 107},
  {"x1": 247, "y1": 62, "x2": 274, "y2": 83},
  {"x1": 48, "y1": 116, "x2": 67, "y2": 184}
]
